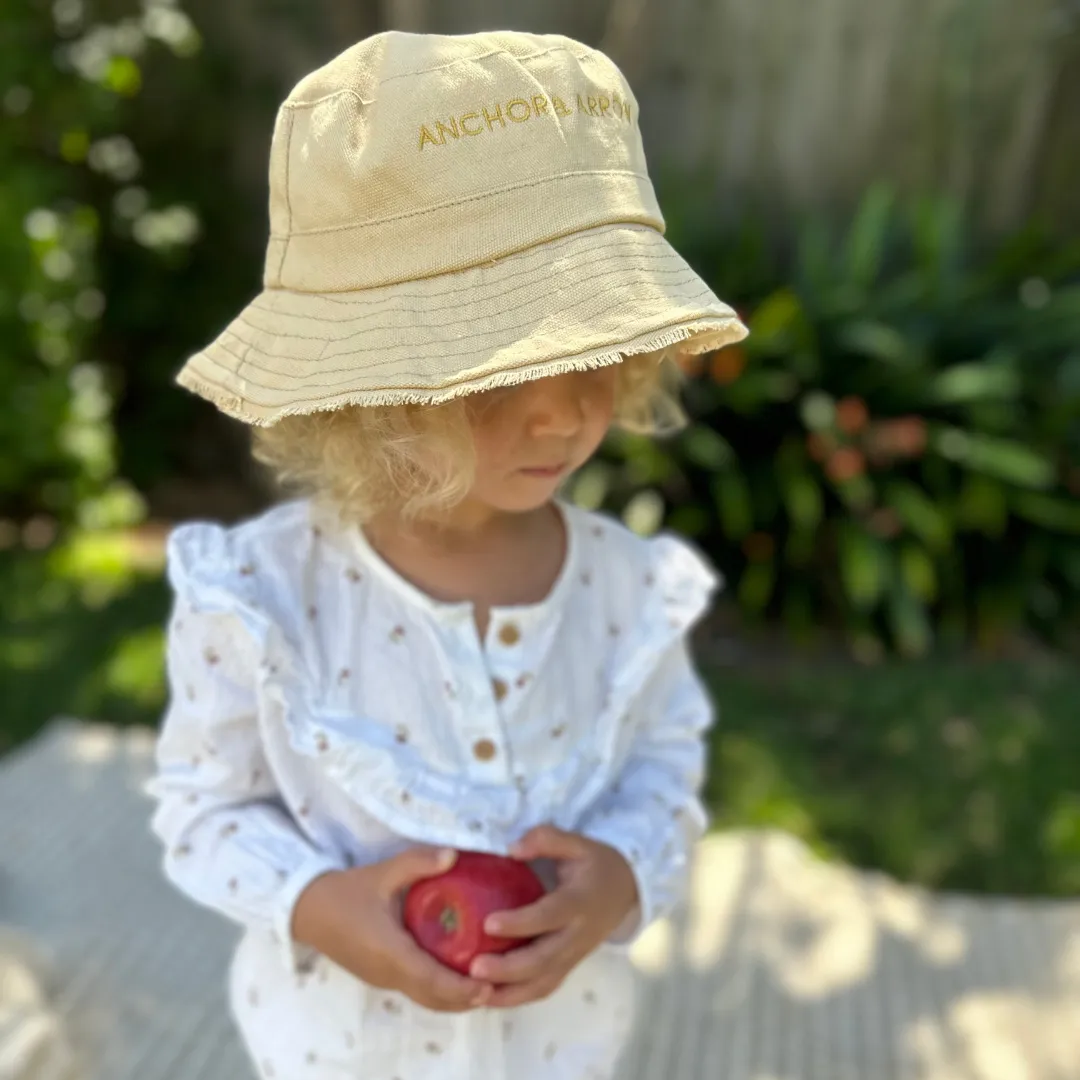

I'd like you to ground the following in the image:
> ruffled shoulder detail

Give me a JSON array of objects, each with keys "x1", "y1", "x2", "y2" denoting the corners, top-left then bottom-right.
[
  {"x1": 563, "y1": 503, "x2": 722, "y2": 639},
  {"x1": 164, "y1": 500, "x2": 312, "y2": 619},
  {"x1": 645, "y1": 529, "x2": 724, "y2": 635}
]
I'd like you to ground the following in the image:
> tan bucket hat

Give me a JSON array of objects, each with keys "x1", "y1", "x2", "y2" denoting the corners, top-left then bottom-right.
[{"x1": 176, "y1": 30, "x2": 748, "y2": 426}]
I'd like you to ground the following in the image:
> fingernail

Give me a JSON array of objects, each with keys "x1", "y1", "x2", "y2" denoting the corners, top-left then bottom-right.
[
  {"x1": 485, "y1": 917, "x2": 502, "y2": 935},
  {"x1": 438, "y1": 848, "x2": 457, "y2": 868}
]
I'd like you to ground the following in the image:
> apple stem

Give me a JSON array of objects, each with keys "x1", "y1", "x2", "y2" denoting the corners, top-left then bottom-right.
[{"x1": 440, "y1": 907, "x2": 457, "y2": 934}]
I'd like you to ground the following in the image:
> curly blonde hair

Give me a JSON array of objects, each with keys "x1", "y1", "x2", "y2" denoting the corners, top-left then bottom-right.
[{"x1": 251, "y1": 353, "x2": 686, "y2": 527}]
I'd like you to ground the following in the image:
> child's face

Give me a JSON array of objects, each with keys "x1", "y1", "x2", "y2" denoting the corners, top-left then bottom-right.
[{"x1": 465, "y1": 367, "x2": 618, "y2": 513}]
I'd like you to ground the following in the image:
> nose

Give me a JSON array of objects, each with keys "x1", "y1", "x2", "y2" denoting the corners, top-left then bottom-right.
[{"x1": 525, "y1": 377, "x2": 585, "y2": 439}]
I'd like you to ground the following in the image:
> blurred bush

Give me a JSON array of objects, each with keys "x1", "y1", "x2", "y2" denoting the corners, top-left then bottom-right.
[
  {"x1": 0, "y1": 0, "x2": 202, "y2": 536},
  {"x1": 585, "y1": 187, "x2": 1080, "y2": 656}
]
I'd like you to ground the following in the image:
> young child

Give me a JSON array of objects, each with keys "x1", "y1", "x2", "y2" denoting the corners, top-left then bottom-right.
[{"x1": 146, "y1": 28, "x2": 747, "y2": 1080}]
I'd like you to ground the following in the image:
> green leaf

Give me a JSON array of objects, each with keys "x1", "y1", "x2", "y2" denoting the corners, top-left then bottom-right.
[
  {"x1": 749, "y1": 288, "x2": 804, "y2": 344},
  {"x1": 933, "y1": 428, "x2": 1055, "y2": 489},
  {"x1": 844, "y1": 184, "x2": 894, "y2": 289},
  {"x1": 883, "y1": 481, "x2": 952, "y2": 550},
  {"x1": 838, "y1": 525, "x2": 890, "y2": 610},
  {"x1": 680, "y1": 424, "x2": 734, "y2": 471},
  {"x1": 900, "y1": 543, "x2": 938, "y2": 602},
  {"x1": 104, "y1": 56, "x2": 143, "y2": 97},
  {"x1": 737, "y1": 560, "x2": 776, "y2": 614},
  {"x1": 712, "y1": 471, "x2": 754, "y2": 540},
  {"x1": 781, "y1": 472, "x2": 824, "y2": 531},
  {"x1": 796, "y1": 217, "x2": 834, "y2": 296},
  {"x1": 929, "y1": 357, "x2": 1021, "y2": 405},
  {"x1": 1011, "y1": 492, "x2": 1080, "y2": 534},
  {"x1": 887, "y1": 587, "x2": 933, "y2": 657},
  {"x1": 839, "y1": 321, "x2": 911, "y2": 364},
  {"x1": 956, "y1": 475, "x2": 1008, "y2": 535}
]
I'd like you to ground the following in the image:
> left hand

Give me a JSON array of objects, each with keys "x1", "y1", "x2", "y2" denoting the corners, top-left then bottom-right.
[{"x1": 469, "y1": 824, "x2": 639, "y2": 1008}]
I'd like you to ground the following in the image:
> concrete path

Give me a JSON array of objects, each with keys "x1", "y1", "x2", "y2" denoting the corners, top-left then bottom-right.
[{"x1": 1, "y1": 719, "x2": 1078, "y2": 1080}]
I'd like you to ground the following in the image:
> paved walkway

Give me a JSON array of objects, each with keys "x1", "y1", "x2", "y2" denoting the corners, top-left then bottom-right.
[{"x1": 2, "y1": 719, "x2": 1079, "y2": 1080}]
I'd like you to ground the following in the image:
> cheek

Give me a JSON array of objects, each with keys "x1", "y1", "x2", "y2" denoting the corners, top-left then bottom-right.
[{"x1": 585, "y1": 379, "x2": 618, "y2": 437}]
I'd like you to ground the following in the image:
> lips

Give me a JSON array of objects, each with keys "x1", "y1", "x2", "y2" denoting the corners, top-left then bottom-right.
[{"x1": 519, "y1": 465, "x2": 566, "y2": 478}]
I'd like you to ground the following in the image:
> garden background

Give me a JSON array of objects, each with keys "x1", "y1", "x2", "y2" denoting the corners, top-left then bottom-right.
[{"x1": 2, "y1": 0, "x2": 1079, "y2": 899}]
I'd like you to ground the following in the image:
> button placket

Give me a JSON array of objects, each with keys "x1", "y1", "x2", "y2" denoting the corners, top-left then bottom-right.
[{"x1": 440, "y1": 610, "x2": 510, "y2": 785}]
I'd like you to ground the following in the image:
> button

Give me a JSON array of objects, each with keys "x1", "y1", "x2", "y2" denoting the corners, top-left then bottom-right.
[
  {"x1": 492, "y1": 677, "x2": 509, "y2": 702},
  {"x1": 498, "y1": 622, "x2": 521, "y2": 646},
  {"x1": 473, "y1": 738, "x2": 497, "y2": 761}
]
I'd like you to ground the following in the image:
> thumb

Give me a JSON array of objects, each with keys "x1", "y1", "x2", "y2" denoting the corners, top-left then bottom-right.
[{"x1": 380, "y1": 845, "x2": 457, "y2": 894}]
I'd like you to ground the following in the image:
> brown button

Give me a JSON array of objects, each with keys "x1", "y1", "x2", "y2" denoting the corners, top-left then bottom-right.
[
  {"x1": 492, "y1": 677, "x2": 509, "y2": 702},
  {"x1": 473, "y1": 738, "x2": 497, "y2": 761},
  {"x1": 498, "y1": 622, "x2": 521, "y2": 646}
]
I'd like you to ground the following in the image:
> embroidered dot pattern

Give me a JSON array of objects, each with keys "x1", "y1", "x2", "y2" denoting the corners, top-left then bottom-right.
[
  {"x1": 473, "y1": 738, "x2": 497, "y2": 761},
  {"x1": 156, "y1": 507, "x2": 712, "y2": 1073}
]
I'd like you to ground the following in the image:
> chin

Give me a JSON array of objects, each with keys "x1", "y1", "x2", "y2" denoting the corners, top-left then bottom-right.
[{"x1": 487, "y1": 482, "x2": 563, "y2": 515}]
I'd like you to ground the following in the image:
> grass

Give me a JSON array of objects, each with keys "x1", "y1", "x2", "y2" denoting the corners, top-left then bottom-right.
[
  {"x1": 702, "y1": 657, "x2": 1080, "y2": 897},
  {"x1": 2, "y1": 533, "x2": 1078, "y2": 897}
]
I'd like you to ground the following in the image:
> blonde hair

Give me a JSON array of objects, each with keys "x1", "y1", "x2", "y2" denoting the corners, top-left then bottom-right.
[{"x1": 251, "y1": 353, "x2": 686, "y2": 528}]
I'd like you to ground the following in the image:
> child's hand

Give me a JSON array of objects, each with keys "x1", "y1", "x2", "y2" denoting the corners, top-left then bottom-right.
[
  {"x1": 468, "y1": 825, "x2": 639, "y2": 1008},
  {"x1": 291, "y1": 846, "x2": 493, "y2": 1013}
]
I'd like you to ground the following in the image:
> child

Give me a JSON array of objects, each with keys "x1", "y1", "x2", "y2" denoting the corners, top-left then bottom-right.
[{"x1": 146, "y1": 28, "x2": 747, "y2": 1080}]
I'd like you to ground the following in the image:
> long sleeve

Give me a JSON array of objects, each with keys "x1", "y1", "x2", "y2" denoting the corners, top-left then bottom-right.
[
  {"x1": 145, "y1": 592, "x2": 347, "y2": 973},
  {"x1": 578, "y1": 636, "x2": 714, "y2": 943}
]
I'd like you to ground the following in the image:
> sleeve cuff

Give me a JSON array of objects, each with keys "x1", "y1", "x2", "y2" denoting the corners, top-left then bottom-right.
[{"x1": 271, "y1": 852, "x2": 347, "y2": 975}]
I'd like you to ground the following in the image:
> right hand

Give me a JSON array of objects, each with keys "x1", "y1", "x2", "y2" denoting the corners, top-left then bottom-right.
[{"x1": 291, "y1": 846, "x2": 493, "y2": 1013}]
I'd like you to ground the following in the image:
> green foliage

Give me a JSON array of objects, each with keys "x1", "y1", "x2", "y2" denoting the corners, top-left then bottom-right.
[
  {"x1": 0, "y1": 0, "x2": 201, "y2": 530},
  {"x1": 583, "y1": 187, "x2": 1080, "y2": 655}
]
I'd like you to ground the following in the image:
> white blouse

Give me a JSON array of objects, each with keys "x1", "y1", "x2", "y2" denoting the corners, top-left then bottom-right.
[{"x1": 145, "y1": 497, "x2": 719, "y2": 1080}]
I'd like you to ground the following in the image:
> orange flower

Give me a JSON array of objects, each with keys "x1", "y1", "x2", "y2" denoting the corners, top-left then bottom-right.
[
  {"x1": 868, "y1": 417, "x2": 928, "y2": 459},
  {"x1": 709, "y1": 345, "x2": 746, "y2": 384},
  {"x1": 836, "y1": 396, "x2": 869, "y2": 435},
  {"x1": 826, "y1": 447, "x2": 866, "y2": 482}
]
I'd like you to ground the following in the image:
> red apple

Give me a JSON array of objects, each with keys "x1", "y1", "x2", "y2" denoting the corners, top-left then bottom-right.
[{"x1": 403, "y1": 851, "x2": 546, "y2": 976}]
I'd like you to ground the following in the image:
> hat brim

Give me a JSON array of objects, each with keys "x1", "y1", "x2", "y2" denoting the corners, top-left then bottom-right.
[{"x1": 176, "y1": 223, "x2": 748, "y2": 426}]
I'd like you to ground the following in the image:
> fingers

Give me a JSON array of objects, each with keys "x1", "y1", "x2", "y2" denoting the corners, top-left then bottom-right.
[
  {"x1": 470, "y1": 928, "x2": 575, "y2": 985},
  {"x1": 487, "y1": 973, "x2": 565, "y2": 1009},
  {"x1": 511, "y1": 824, "x2": 588, "y2": 862},
  {"x1": 484, "y1": 888, "x2": 581, "y2": 940},
  {"x1": 384, "y1": 926, "x2": 492, "y2": 1012},
  {"x1": 378, "y1": 845, "x2": 457, "y2": 895}
]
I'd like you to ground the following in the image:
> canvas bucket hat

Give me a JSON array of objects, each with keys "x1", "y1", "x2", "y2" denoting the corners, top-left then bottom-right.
[{"x1": 176, "y1": 30, "x2": 748, "y2": 426}]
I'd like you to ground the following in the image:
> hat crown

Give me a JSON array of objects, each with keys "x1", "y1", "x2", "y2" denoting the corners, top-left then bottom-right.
[{"x1": 264, "y1": 31, "x2": 663, "y2": 293}]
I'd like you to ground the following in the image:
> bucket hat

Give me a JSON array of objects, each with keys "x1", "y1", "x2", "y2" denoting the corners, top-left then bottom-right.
[{"x1": 176, "y1": 30, "x2": 748, "y2": 425}]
